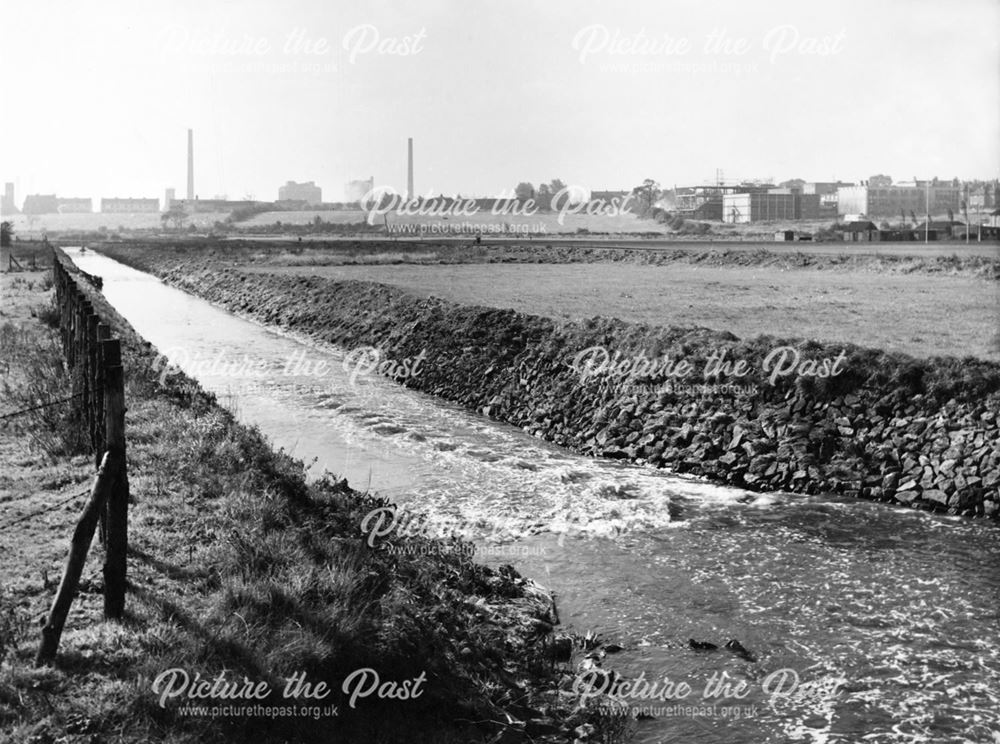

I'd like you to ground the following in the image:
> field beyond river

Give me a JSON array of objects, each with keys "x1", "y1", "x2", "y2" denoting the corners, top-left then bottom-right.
[
  {"x1": 180, "y1": 237, "x2": 997, "y2": 360},
  {"x1": 246, "y1": 261, "x2": 999, "y2": 360}
]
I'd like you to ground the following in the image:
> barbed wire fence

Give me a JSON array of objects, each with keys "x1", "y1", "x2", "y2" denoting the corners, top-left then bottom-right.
[{"x1": 11, "y1": 247, "x2": 134, "y2": 666}]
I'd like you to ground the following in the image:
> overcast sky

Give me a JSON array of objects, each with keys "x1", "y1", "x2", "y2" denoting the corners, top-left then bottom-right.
[{"x1": 2, "y1": 0, "x2": 998, "y2": 203}]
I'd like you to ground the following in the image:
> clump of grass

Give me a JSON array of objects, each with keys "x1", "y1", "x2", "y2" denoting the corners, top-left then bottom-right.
[
  {"x1": 0, "y1": 594, "x2": 31, "y2": 667},
  {"x1": 31, "y1": 299, "x2": 60, "y2": 329},
  {"x1": 0, "y1": 321, "x2": 86, "y2": 457}
]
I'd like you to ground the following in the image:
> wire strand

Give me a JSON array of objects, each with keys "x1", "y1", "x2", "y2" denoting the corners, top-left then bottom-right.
[
  {"x1": 0, "y1": 488, "x2": 91, "y2": 533},
  {"x1": 0, "y1": 393, "x2": 83, "y2": 422}
]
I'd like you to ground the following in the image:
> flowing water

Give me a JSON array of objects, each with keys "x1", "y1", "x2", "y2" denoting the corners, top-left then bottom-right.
[{"x1": 70, "y1": 249, "x2": 1000, "y2": 744}]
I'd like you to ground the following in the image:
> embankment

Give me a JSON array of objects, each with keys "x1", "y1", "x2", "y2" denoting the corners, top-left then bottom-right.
[{"x1": 99, "y1": 248, "x2": 1000, "y2": 520}]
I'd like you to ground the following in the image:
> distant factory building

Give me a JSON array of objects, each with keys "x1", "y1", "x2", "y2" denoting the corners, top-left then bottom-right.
[
  {"x1": 345, "y1": 177, "x2": 374, "y2": 203},
  {"x1": 22, "y1": 194, "x2": 59, "y2": 214},
  {"x1": 675, "y1": 183, "x2": 780, "y2": 221},
  {"x1": 164, "y1": 188, "x2": 176, "y2": 211},
  {"x1": 101, "y1": 197, "x2": 159, "y2": 213},
  {"x1": 722, "y1": 190, "x2": 820, "y2": 223},
  {"x1": 837, "y1": 183, "x2": 961, "y2": 217},
  {"x1": 2, "y1": 183, "x2": 18, "y2": 214},
  {"x1": 278, "y1": 180, "x2": 322, "y2": 205},
  {"x1": 965, "y1": 181, "x2": 998, "y2": 211},
  {"x1": 57, "y1": 197, "x2": 93, "y2": 213},
  {"x1": 802, "y1": 181, "x2": 853, "y2": 217},
  {"x1": 675, "y1": 185, "x2": 739, "y2": 221},
  {"x1": 22, "y1": 194, "x2": 94, "y2": 214}
]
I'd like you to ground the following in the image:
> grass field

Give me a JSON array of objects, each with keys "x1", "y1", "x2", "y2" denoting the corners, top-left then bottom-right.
[{"x1": 243, "y1": 261, "x2": 1000, "y2": 360}]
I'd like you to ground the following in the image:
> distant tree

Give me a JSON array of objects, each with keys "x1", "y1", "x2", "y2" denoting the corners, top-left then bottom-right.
[
  {"x1": 947, "y1": 207, "x2": 954, "y2": 222},
  {"x1": 0, "y1": 220, "x2": 12, "y2": 248},
  {"x1": 536, "y1": 183, "x2": 553, "y2": 211},
  {"x1": 909, "y1": 210, "x2": 917, "y2": 223},
  {"x1": 632, "y1": 179, "x2": 661, "y2": 216},
  {"x1": 514, "y1": 182, "x2": 535, "y2": 201},
  {"x1": 900, "y1": 208, "x2": 907, "y2": 226},
  {"x1": 549, "y1": 178, "x2": 567, "y2": 195},
  {"x1": 161, "y1": 206, "x2": 187, "y2": 230}
]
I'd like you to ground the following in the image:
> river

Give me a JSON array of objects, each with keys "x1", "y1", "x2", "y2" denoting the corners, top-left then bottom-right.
[{"x1": 69, "y1": 248, "x2": 999, "y2": 744}]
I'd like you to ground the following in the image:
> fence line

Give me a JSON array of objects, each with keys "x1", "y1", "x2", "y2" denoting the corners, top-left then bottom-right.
[{"x1": 35, "y1": 247, "x2": 130, "y2": 666}]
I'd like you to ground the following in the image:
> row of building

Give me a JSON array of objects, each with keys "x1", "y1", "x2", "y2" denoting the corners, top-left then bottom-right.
[
  {"x1": 674, "y1": 178, "x2": 998, "y2": 224},
  {"x1": 3, "y1": 193, "x2": 163, "y2": 214},
  {"x1": 0, "y1": 180, "x2": 331, "y2": 215}
]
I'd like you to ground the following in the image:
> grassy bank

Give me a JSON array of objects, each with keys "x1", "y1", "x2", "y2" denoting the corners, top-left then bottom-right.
[{"x1": 0, "y1": 260, "x2": 614, "y2": 742}]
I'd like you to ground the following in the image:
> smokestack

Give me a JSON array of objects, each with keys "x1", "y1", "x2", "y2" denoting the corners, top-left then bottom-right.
[
  {"x1": 407, "y1": 137, "x2": 413, "y2": 201},
  {"x1": 186, "y1": 129, "x2": 194, "y2": 200}
]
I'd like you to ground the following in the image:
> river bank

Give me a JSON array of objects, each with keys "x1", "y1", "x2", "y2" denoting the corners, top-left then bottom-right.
[
  {"x1": 88, "y1": 236, "x2": 1000, "y2": 277},
  {"x1": 0, "y1": 254, "x2": 614, "y2": 743},
  {"x1": 95, "y1": 244, "x2": 1000, "y2": 520}
]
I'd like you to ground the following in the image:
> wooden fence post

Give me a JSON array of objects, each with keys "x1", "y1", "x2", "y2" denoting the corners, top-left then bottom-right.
[
  {"x1": 87, "y1": 314, "x2": 99, "y2": 451},
  {"x1": 35, "y1": 452, "x2": 120, "y2": 666},
  {"x1": 78, "y1": 301, "x2": 93, "y2": 437},
  {"x1": 66, "y1": 289, "x2": 76, "y2": 367},
  {"x1": 101, "y1": 339, "x2": 128, "y2": 619},
  {"x1": 94, "y1": 323, "x2": 111, "y2": 470}
]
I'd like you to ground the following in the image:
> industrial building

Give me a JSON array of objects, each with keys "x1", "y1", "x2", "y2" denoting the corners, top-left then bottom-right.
[
  {"x1": 22, "y1": 195, "x2": 59, "y2": 214},
  {"x1": 674, "y1": 184, "x2": 763, "y2": 221},
  {"x1": 21, "y1": 195, "x2": 93, "y2": 214},
  {"x1": 278, "y1": 181, "x2": 322, "y2": 205},
  {"x1": 2, "y1": 183, "x2": 18, "y2": 214},
  {"x1": 21, "y1": 195, "x2": 95, "y2": 214},
  {"x1": 802, "y1": 181, "x2": 853, "y2": 217},
  {"x1": 101, "y1": 197, "x2": 159, "y2": 213},
  {"x1": 722, "y1": 190, "x2": 820, "y2": 223},
  {"x1": 837, "y1": 183, "x2": 961, "y2": 217}
]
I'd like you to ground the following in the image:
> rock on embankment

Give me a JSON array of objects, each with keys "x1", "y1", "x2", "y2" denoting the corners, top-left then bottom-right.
[{"x1": 164, "y1": 265, "x2": 1000, "y2": 519}]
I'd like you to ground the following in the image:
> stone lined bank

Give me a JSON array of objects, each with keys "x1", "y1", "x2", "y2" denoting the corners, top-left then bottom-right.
[{"x1": 106, "y1": 251, "x2": 1000, "y2": 519}]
